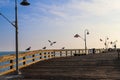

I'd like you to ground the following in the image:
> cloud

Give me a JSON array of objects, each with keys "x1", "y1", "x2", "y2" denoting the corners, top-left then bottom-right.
[
  {"x1": 28, "y1": 0, "x2": 120, "y2": 21},
  {"x1": 19, "y1": 0, "x2": 120, "y2": 29},
  {"x1": 69, "y1": 0, "x2": 120, "y2": 16},
  {"x1": 1, "y1": 0, "x2": 120, "y2": 50},
  {"x1": 20, "y1": 0, "x2": 120, "y2": 29}
]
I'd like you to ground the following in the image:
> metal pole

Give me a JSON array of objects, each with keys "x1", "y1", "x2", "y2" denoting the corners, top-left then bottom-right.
[
  {"x1": 84, "y1": 29, "x2": 89, "y2": 54},
  {"x1": 0, "y1": 0, "x2": 30, "y2": 75},
  {"x1": 84, "y1": 30, "x2": 87, "y2": 54},
  {"x1": 15, "y1": 0, "x2": 19, "y2": 74}
]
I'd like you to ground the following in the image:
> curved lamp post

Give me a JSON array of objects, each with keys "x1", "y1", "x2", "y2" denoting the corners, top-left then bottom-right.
[
  {"x1": 84, "y1": 29, "x2": 90, "y2": 54},
  {"x1": 0, "y1": 0, "x2": 30, "y2": 75},
  {"x1": 74, "y1": 29, "x2": 90, "y2": 54}
]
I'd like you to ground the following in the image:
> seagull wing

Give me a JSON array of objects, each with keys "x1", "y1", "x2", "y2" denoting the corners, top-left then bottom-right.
[
  {"x1": 48, "y1": 40, "x2": 51, "y2": 43},
  {"x1": 53, "y1": 41, "x2": 56, "y2": 44},
  {"x1": 50, "y1": 43, "x2": 53, "y2": 46}
]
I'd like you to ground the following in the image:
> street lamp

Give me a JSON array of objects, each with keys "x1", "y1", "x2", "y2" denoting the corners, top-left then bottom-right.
[
  {"x1": 0, "y1": 0, "x2": 30, "y2": 75},
  {"x1": 74, "y1": 29, "x2": 90, "y2": 54},
  {"x1": 84, "y1": 29, "x2": 89, "y2": 54}
]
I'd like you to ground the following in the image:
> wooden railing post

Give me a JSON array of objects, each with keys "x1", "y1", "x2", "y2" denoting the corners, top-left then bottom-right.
[
  {"x1": 75, "y1": 50, "x2": 76, "y2": 54},
  {"x1": 53, "y1": 51, "x2": 55, "y2": 58},
  {"x1": 32, "y1": 54, "x2": 35, "y2": 62},
  {"x1": 79, "y1": 50, "x2": 80, "y2": 55},
  {"x1": 66, "y1": 50, "x2": 67, "y2": 57},
  {"x1": 99, "y1": 49, "x2": 101, "y2": 53},
  {"x1": 50, "y1": 52, "x2": 53, "y2": 58},
  {"x1": 60, "y1": 51, "x2": 62, "y2": 57},
  {"x1": 71, "y1": 50, "x2": 73, "y2": 56},
  {"x1": 48, "y1": 52, "x2": 50, "y2": 59},
  {"x1": 10, "y1": 60, "x2": 13, "y2": 69},
  {"x1": 50, "y1": 52, "x2": 52, "y2": 58},
  {"x1": 39, "y1": 53, "x2": 42, "y2": 59},
  {"x1": 44, "y1": 52, "x2": 47, "y2": 59},
  {"x1": 82, "y1": 50, "x2": 84, "y2": 54},
  {"x1": 23, "y1": 56, "x2": 26, "y2": 65}
]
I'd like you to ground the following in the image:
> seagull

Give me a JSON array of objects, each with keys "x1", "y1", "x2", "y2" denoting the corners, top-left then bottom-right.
[
  {"x1": 100, "y1": 39, "x2": 103, "y2": 41},
  {"x1": 26, "y1": 46, "x2": 31, "y2": 51},
  {"x1": 48, "y1": 40, "x2": 56, "y2": 46},
  {"x1": 42, "y1": 47, "x2": 46, "y2": 49},
  {"x1": 62, "y1": 47, "x2": 65, "y2": 49}
]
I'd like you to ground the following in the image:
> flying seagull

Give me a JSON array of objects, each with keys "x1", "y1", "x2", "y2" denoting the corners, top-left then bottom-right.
[{"x1": 48, "y1": 40, "x2": 56, "y2": 46}]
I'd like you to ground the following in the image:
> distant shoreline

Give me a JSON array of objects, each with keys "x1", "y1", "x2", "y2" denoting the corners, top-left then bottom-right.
[{"x1": 0, "y1": 51, "x2": 25, "y2": 56}]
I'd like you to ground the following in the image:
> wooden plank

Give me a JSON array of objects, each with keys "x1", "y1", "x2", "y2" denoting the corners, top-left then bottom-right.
[
  {"x1": 0, "y1": 62, "x2": 15, "y2": 69},
  {"x1": 0, "y1": 49, "x2": 106, "y2": 77},
  {"x1": 5, "y1": 52, "x2": 120, "y2": 80}
]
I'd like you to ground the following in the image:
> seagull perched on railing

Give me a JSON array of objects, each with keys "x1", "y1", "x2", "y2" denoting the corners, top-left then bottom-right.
[
  {"x1": 42, "y1": 47, "x2": 46, "y2": 49},
  {"x1": 26, "y1": 46, "x2": 31, "y2": 51},
  {"x1": 62, "y1": 47, "x2": 65, "y2": 49},
  {"x1": 48, "y1": 40, "x2": 56, "y2": 46}
]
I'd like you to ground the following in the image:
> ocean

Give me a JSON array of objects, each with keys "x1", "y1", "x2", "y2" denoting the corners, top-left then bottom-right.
[
  {"x1": 0, "y1": 51, "x2": 16, "y2": 56},
  {"x1": 0, "y1": 51, "x2": 25, "y2": 56}
]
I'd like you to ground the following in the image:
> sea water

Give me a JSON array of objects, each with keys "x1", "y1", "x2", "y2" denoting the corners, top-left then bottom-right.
[
  {"x1": 0, "y1": 51, "x2": 16, "y2": 56},
  {"x1": 0, "y1": 51, "x2": 25, "y2": 73}
]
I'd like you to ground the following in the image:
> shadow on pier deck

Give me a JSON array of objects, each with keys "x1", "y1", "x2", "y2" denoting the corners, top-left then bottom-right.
[{"x1": 4, "y1": 52, "x2": 120, "y2": 80}]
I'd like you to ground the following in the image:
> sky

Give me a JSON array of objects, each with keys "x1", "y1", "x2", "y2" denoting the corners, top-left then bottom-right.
[{"x1": 0, "y1": 0, "x2": 120, "y2": 51}]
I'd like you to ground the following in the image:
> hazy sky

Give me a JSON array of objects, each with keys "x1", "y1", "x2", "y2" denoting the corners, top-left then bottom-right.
[{"x1": 0, "y1": 0, "x2": 120, "y2": 51}]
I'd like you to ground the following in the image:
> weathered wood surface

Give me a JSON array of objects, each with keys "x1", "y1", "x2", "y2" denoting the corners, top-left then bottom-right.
[
  {"x1": 0, "y1": 49, "x2": 104, "y2": 76},
  {"x1": 4, "y1": 51, "x2": 120, "y2": 80}
]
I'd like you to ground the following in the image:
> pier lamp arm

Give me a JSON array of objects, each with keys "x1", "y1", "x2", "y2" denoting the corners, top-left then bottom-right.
[{"x1": 0, "y1": 13, "x2": 16, "y2": 28}]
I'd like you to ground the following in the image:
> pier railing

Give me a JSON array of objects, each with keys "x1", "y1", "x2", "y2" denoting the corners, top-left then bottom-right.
[{"x1": 0, "y1": 49, "x2": 104, "y2": 76}]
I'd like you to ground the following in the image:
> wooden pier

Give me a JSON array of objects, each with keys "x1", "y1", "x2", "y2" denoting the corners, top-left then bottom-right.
[{"x1": 0, "y1": 49, "x2": 120, "y2": 80}]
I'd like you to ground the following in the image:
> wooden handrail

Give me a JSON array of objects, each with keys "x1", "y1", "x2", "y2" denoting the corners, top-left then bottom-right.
[{"x1": 0, "y1": 49, "x2": 105, "y2": 76}]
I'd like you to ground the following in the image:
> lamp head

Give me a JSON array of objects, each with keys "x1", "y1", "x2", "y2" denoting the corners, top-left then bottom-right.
[
  {"x1": 74, "y1": 34, "x2": 80, "y2": 38},
  {"x1": 20, "y1": 0, "x2": 30, "y2": 6}
]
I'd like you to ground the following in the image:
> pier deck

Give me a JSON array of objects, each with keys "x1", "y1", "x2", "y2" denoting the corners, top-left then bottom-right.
[{"x1": 4, "y1": 52, "x2": 120, "y2": 80}]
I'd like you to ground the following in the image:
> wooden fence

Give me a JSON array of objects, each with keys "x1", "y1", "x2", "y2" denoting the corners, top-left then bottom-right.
[{"x1": 0, "y1": 49, "x2": 104, "y2": 76}]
